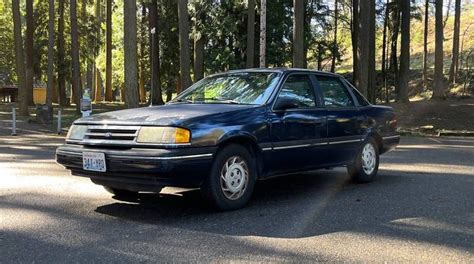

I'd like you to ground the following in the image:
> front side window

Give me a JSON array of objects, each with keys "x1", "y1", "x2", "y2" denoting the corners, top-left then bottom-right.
[
  {"x1": 318, "y1": 76, "x2": 355, "y2": 108},
  {"x1": 172, "y1": 72, "x2": 280, "y2": 105},
  {"x1": 275, "y1": 75, "x2": 316, "y2": 109}
]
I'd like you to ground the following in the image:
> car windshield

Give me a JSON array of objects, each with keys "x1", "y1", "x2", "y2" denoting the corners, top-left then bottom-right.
[{"x1": 171, "y1": 72, "x2": 280, "y2": 105}]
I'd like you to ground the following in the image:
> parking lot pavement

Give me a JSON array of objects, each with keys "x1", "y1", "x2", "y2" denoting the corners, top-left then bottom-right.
[{"x1": 1, "y1": 135, "x2": 473, "y2": 263}]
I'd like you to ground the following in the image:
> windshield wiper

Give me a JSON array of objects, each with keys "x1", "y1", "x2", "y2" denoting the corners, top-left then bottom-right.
[
  {"x1": 170, "y1": 98, "x2": 194, "y2": 104},
  {"x1": 202, "y1": 97, "x2": 240, "y2": 104}
]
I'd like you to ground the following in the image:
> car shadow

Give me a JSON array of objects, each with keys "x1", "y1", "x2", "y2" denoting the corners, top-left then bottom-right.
[{"x1": 94, "y1": 167, "x2": 474, "y2": 252}]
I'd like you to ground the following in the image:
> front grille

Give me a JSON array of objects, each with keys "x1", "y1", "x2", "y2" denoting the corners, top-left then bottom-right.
[{"x1": 83, "y1": 125, "x2": 140, "y2": 145}]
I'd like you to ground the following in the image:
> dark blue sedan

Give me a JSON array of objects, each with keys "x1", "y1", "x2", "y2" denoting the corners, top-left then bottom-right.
[{"x1": 56, "y1": 68, "x2": 399, "y2": 210}]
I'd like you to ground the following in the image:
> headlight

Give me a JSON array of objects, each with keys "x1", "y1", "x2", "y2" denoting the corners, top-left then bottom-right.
[
  {"x1": 66, "y1": 125, "x2": 87, "y2": 140},
  {"x1": 137, "y1": 127, "x2": 191, "y2": 144}
]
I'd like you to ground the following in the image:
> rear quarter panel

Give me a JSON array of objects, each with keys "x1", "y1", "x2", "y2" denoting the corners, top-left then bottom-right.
[{"x1": 361, "y1": 105, "x2": 399, "y2": 153}]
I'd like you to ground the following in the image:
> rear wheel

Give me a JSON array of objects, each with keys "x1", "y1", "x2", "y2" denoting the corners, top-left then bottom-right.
[
  {"x1": 201, "y1": 144, "x2": 257, "y2": 211},
  {"x1": 347, "y1": 138, "x2": 379, "y2": 183}
]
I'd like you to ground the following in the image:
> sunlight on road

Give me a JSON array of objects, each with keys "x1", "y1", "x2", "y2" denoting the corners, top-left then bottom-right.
[
  {"x1": 283, "y1": 169, "x2": 350, "y2": 238},
  {"x1": 1, "y1": 172, "x2": 106, "y2": 197},
  {"x1": 236, "y1": 229, "x2": 471, "y2": 263},
  {"x1": 1, "y1": 208, "x2": 57, "y2": 231},
  {"x1": 388, "y1": 216, "x2": 474, "y2": 236}
]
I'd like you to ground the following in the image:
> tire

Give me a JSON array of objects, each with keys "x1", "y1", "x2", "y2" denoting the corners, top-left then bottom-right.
[
  {"x1": 201, "y1": 144, "x2": 257, "y2": 211},
  {"x1": 347, "y1": 138, "x2": 380, "y2": 183},
  {"x1": 104, "y1": 187, "x2": 139, "y2": 199}
]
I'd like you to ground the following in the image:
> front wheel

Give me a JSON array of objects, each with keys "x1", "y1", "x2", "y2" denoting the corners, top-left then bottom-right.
[
  {"x1": 201, "y1": 144, "x2": 257, "y2": 211},
  {"x1": 347, "y1": 138, "x2": 380, "y2": 183}
]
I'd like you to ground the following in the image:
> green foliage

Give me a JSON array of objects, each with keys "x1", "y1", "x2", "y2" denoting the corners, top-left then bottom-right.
[
  {"x1": 0, "y1": 0, "x2": 15, "y2": 84},
  {"x1": 158, "y1": 0, "x2": 180, "y2": 96},
  {"x1": 1, "y1": 0, "x2": 473, "y2": 101},
  {"x1": 32, "y1": 0, "x2": 49, "y2": 82},
  {"x1": 202, "y1": 0, "x2": 248, "y2": 71},
  {"x1": 266, "y1": 0, "x2": 292, "y2": 67}
]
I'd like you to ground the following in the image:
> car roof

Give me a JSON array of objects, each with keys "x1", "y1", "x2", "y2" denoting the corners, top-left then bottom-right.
[{"x1": 226, "y1": 67, "x2": 343, "y2": 78}]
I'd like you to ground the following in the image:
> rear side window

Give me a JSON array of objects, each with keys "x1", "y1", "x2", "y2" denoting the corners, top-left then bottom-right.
[
  {"x1": 317, "y1": 76, "x2": 355, "y2": 108},
  {"x1": 341, "y1": 78, "x2": 370, "y2": 106},
  {"x1": 351, "y1": 88, "x2": 370, "y2": 106},
  {"x1": 276, "y1": 75, "x2": 316, "y2": 108}
]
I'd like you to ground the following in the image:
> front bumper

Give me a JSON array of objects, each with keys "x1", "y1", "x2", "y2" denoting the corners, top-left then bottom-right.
[{"x1": 56, "y1": 144, "x2": 217, "y2": 191}]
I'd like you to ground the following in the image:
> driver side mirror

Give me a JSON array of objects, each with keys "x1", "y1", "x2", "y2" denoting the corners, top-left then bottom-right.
[{"x1": 274, "y1": 96, "x2": 299, "y2": 111}]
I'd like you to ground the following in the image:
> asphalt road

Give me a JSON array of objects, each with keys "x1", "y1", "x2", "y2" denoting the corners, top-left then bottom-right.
[{"x1": 1, "y1": 133, "x2": 473, "y2": 263}]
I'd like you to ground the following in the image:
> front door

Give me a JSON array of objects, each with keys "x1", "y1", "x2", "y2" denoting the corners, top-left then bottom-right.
[{"x1": 268, "y1": 74, "x2": 328, "y2": 175}]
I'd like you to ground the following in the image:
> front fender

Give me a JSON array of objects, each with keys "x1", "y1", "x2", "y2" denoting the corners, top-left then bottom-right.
[{"x1": 216, "y1": 130, "x2": 258, "y2": 145}]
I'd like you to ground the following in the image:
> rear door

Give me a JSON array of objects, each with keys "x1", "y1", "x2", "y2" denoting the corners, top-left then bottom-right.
[
  {"x1": 314, "y1": 75, "x2": 365, "y2": 165},
  {"x1": 267, "y1": 74, "x2": 328, "y2": 175}
]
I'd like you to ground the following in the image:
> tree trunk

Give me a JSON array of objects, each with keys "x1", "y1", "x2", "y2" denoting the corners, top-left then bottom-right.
[
  {"x1": 26, "y1": 0, "x2": 34, "y2": 105},
  {"x1": 12, "y1": 0, "x2": 29, "y2": 116},
  {"x1": 105, "y1": 0, "x2": 113, "y2": 101},
  {"x1": 356, "y1": 0, "x2": 370, "y2": 96},
  {"x1": 139, "y1": 4, "x2": 146, "y2": 103},
  {"x1": 422, "y1": 0, "x2": 429, "y2": 89},
  {"x1": 70, "y1": 0, "x2": 82, "y2": 112},
  {"x1": 397, "y1": 0, "x2": 410, "y2": 103},
  {"x1": 303, "y1": 1, "x2": 313, "y2": 69},
  {"x1": 351, "y1": 0, "x2": 359, "y2": 85},
  {"x1": 94, "y1": 69, "x2": 103, "y2": 102},
  {"x1": 367, "y1": 0, "x2": 377, "y2": 104},
  {"x1": 317, "y1": 43, "x2": 323, "y2": 70},
  {"x1": 177, "y1": 0, "x2": 192, "y2": 90},
  {"x1": 367, "y1": 0, "x2": 376, "y2": 103},
  {"x1": 330, "y1": 0, "x2": 338, "y2": 73},
  {"x1": 246, "y1": 0, "x2": 255, "y2": 68},
  {"x1": 448, "y1": 0, "x2": 461, "y2": 84},
  {"x1": 46, "y1": 0, "x2": 55, "y2": 107},
  {"x1": 443, "y1": 0, "x2": 452, "y2": 29},
  {"x1": 148, "y1": 0, "x2": 164, "y2": 104},
  {"x1": 57, "y1": 0, "x2": 68, "y2": 106},
  {"x1": 293, "y1": 0, "x2": 304, "y2": 68},
  {"x1": 259, "y1": 0, "x2": 266, "y2": 68},
  {"x1": 194, "y1": 36, "x2": 204, "y2": 82},
  {"x1": 124, "y1": 0, "x2": 139, "y2": 108},
  {"x1": 166, "y1": 80, "x2": 173, "y2": 102},
  {"x1": 381, "y1": 0, "x2": 389, "y2": 102},
  {"x1": 389, "y1": 1, "x2": 400, "y2": 75},
  {"x1": 432, "y1": 0, "x2": 445, "y2": 99},
  {"x1": 82, "y1": 0, "x2": 93, "y2": 91},
  {"x1": 93, "y1": 0, "x2": 102, "y2": 102}
]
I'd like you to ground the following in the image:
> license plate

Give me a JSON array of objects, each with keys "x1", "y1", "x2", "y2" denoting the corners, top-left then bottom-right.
[{"x1": 83, "y1": 152, "x2": 106, "y2": 172}]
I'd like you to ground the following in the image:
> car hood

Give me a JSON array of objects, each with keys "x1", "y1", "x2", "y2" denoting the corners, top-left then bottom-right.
[{"x1": 74, "y1": 103, "x2": 258, "y2": 126}]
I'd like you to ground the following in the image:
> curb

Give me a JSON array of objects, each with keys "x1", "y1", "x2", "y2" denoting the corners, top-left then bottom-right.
[
  {"x1": 398, "y1": 129, "x2": 474, "y2": 137},
  {"x1": 437, "y1": 130, "x2": 474, "y2": 137}
]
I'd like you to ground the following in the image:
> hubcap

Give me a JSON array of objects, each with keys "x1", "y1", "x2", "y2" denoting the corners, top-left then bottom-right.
[
  {"x1": 220, "y1": 156, "x2": 249, "y2": 200},
  {"x1": 361, "y1": 143, "x2": 376, "y2": 175}
]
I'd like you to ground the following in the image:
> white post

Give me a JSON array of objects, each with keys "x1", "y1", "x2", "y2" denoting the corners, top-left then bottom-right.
[
  {"x1": 11, "y1": 107, "x2": 17, "y2": 136},
  {"x1": 57, "y1": 109, "x2": 62, "y2": 135}
]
